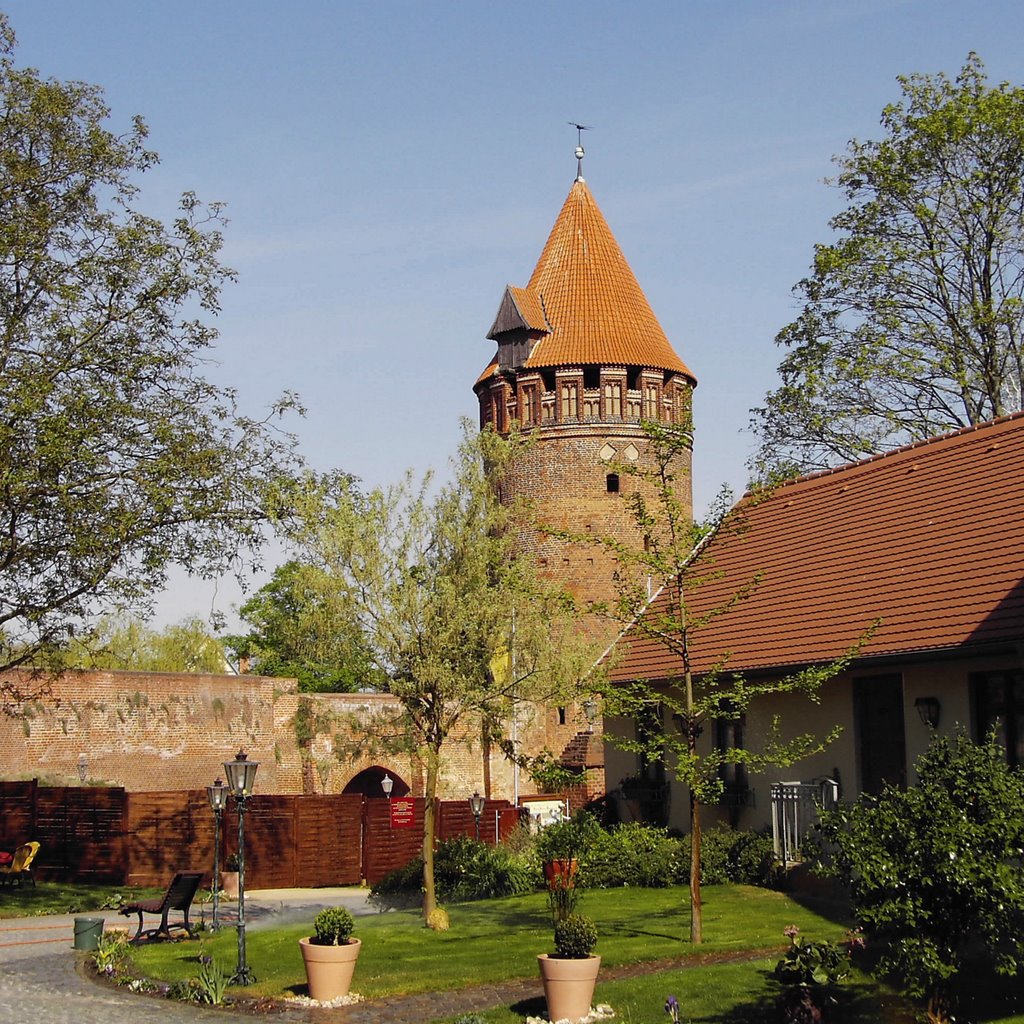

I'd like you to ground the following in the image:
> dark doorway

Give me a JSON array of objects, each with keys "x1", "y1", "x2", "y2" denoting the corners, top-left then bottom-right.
[
  {"x1": 343, "y1": 766, "x2": 410, "y2": 798},
  {"x1": 853, "y1": 674, "x2": 907, "y2": 794}
]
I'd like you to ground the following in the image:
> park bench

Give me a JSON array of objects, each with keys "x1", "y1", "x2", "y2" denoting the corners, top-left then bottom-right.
[{"x1": 119, "y1": 870, "x2": 204, "y2": 941}]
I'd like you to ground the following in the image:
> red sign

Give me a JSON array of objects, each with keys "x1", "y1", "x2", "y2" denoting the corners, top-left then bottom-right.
[{"x1": 390, "y1": 798, "x2": 415, "y2": 829}]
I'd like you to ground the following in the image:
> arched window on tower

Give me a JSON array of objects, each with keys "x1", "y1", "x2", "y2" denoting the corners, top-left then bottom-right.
[
  {"x1": 604, "y1": 380, "x2": 622, "y2": 418},
  {"x1": 606, "y1": 473, "x2": 620, "y2": 493},
  {"x1": 561, "y1": 381, "x2": 579, "y2": 420},
  {"x1": 644, "y1": 384, "x2": 659, "y2": 420},
  {"x1": 521, "y1": 386, "x2": 536, "y2": 425}
]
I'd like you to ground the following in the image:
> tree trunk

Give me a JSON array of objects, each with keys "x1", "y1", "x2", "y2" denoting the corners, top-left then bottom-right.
[
  {"x1": 421, "y1": 749, "x2": 439, "y2": 923},
  {"x1": 684, "y1": 656, "x2": 702, "y2": 944},
  {"x1": 689, "y1": 786, "x2": 703, "y2": 944}
]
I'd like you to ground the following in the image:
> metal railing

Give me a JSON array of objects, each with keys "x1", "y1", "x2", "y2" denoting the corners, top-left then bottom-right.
[{"x1": 770, "y1": 778, "x2": 839, "y2": 866}]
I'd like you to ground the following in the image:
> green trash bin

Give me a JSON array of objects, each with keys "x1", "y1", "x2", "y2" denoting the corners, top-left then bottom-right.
[{"x1": 73, "y1": 916, "x2": 104, "y2": 951}]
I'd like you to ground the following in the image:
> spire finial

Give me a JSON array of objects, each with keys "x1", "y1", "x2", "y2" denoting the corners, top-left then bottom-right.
[{"x1": 568, "y1": 122, "x2": 593, "y2": 182}]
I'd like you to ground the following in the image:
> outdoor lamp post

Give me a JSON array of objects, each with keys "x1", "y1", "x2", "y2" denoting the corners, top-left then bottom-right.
[
  {"x1": 206, "y1": 776, "x2": 229, "y2": 931},
  {"x1": 77, "y1": 754, "x2": 88, "y2": 784},
  {"x1": 582, "y1": 698, "x2": 599, "y2": 733},
  {"x1": 381, "y1": 773, "x2": 394, "y2": 799},
  {"x1": 224, "y1": 749, "x2": 259, "y2": 985},
  {"x1": 469, "y1": 791, "x2": 485, "y2": 841}
]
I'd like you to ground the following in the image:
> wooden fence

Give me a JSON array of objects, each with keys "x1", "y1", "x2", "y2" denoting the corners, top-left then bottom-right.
[{"x1": 0, "y1": 781, "x2": 520, "y2": 888}]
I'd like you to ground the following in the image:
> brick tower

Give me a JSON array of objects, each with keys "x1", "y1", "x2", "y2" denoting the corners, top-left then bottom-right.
[{"x1": 475, "y1": 158, "x2": 697, "y2": 641}]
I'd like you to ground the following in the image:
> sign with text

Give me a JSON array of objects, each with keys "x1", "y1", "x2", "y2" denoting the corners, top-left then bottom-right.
[{"x1": 389, "y1": 798, "x2": 415, "y2": 829}]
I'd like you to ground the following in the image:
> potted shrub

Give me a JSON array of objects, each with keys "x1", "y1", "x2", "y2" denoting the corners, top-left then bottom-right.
[
  {"x1": 534, "y1": 811, "x2": 600, "y2": 920},
  {"x1": 222, "y1": 853, "x2": 240, "y2": 900},
  {"x1": 299, "y1": 906, "x2": 361, "y2": 1001},
  {"x1": 538, "y1": 913, "x2": 601, "y2": 1023}
]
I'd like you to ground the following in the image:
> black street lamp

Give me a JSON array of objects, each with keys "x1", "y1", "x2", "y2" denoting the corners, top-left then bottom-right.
[
  {"x1": 469, "y1": 791, "x2": 485, "y2": 841},
  {"x1": 206, "y1": 777, "x2": 229, "y2": 931},
  {"x1": 223, "y1": 749, "x2": 259, "y2": 985}
]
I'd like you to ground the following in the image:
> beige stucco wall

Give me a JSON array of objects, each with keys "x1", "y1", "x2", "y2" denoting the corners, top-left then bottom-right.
[{"x1": 603, "y1": 649, "x2": 1019, "y2": 834}]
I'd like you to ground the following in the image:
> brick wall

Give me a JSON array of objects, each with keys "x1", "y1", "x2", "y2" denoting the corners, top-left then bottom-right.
[
  {"x1": 502, "y1": 424, "x2": 692, "y2": 646},
  {"x1": 0, "y1": 669, "x2": 302, "y2": 793},
  {"x1": 0, "y1": 670, "x2": 603, "y2": 805}
]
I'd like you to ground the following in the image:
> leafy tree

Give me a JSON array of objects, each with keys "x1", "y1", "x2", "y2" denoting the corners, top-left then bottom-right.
[
  {"x1": 818, "y1": 732, "x2": 1024, "y2": 1024},
  {"x1": 66, "y1": 614, "x2": 228, "y2": 674},
  {"x1": 753, "y1": 54, "x2": 1024, "y2": 476},
  {"x1": 270, "y1": 426, "x2": 596, "y2": 925},
  {"x1": 576, "y1": 420, "x2": 869, "y2": 943},
  {"x1": 0, "y1": 16, "x2": 299, "y2": 697},
  {"x1": 224, "y1": 559, "x2": 376, "y2": 692}
]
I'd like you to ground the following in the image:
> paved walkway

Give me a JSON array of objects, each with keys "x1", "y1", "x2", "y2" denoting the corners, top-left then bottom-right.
[
  {"x1": 0, "y1": 889, "x2": 777, "y2": 1024},
  {"x1": 0, "y1": 887, "x2": 374, "y2": 1024}
]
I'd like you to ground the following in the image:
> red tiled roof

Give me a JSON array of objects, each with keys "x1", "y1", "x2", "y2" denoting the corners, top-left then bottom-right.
[
  {"x1": 610, "y1": 414, "x2": 1024, "y2": 681},
  {"x1": 481, "y1": 180, "x2": 695, "y2": 381}
]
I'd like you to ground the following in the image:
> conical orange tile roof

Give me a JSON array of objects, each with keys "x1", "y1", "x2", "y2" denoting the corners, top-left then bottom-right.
[{"x1": 515, "y1": 179, "x2": 694, "y2": 380}]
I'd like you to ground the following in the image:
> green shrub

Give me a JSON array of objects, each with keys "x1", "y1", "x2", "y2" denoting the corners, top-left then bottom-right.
[
  {"x1": 818, "y1": 732, "x2": 1024, "y2": 1023},
  {"x1": 370, "y1": 854, "x2": 424, "y2": 906},
  {"x1": 771, "y1": 926, "x2": 861, "y2": 1024},
  {"x1": 580, "y1": 822, "x2": 682, "y2": 888},
  {"x1": 369, "y1": 835, "x2": 537, "y2": 908},
  {"x1": 535, "y1": 810, "x2": 602, "y2": 863},
  {"x1": 312, "y1": 906, "x2": 355, "y2": 945},
  {"x1": 554, "y1": 913, "x2": 598, "y2": 958},
  {"x1": 696, "y1": 825, "x2": 782, "y2": 888},
  {"x1": 773, "y1": 927, "x2": 852, "y2": 987}
]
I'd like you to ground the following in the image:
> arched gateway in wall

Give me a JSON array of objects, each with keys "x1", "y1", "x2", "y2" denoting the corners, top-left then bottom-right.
[{"x1": 342, "y1": 765, "x2": 410, "y2": 798}]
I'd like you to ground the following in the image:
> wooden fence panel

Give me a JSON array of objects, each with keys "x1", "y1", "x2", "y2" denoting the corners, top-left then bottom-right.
[
  {"x1": 363, "y1": 798, "x2": 424, "y2": 885},
  {"x1": 1, "y1": 784, "x2": 520, "y2": 887},
  {"x1": 225, "y1": 795, "x2": 298, "y2": 890},
  {"x1": 294, "y1": 795, "x2": 363, "y2": 887},
  {"x1": 34, "y1": 786, "x2": 127, "y2": 883},
  {"x1": 125, "y1": 791, "x2": 203, "y2": 887},
  {"x1": 438, "y1": 799, "x2": 509, "y2": 844},
  {"x1": 497, "y1": 805, "x2": 525, "y2": 841},
  {"x1": 0, "y1": 780, "x2": 36, "y2": 849},
  {"x1": 362, "y1": 798, "x2": 513, "y2": 886}
]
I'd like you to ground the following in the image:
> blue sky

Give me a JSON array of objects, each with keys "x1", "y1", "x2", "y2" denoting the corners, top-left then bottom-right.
[{"x1": 5, "y1": 0, "x2": 1021, "y2": 627}]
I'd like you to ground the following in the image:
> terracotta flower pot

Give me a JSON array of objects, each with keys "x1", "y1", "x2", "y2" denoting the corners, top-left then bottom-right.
[
  {"x1": 538, "y1": 953, "x2": 601, "y2": 1023},
  {"x1": 543, "y1": 858, "x2": 579, "y2": 890},
  {"x1": 299, "y1": 936, "x2": 361, "y2": 1001}
]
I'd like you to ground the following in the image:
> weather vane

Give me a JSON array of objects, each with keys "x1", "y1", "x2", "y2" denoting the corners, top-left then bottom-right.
[{"x1": 568, "y1": 122, "x2": 593, "y2": 180}]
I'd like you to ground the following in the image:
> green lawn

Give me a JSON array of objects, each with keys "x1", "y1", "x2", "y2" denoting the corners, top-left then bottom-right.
[
  {"x1": 123, "y1": 886, "x2": 1024, "y2": 1023},
  {"x1": 131, "y1": 884, "x2": 846, "y2": 999},
  {"x1": 0, "y1": 881, "x2": 163, "y2": 918}
]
